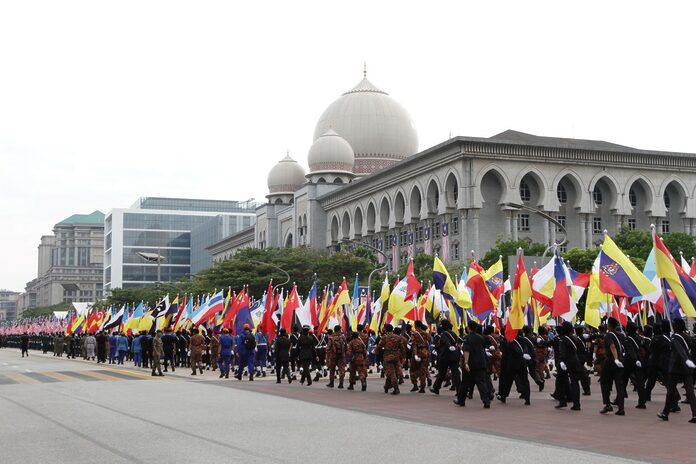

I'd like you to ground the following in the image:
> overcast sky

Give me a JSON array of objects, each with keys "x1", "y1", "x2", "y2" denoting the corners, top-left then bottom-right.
[{"x1": 1, "y1": 1, "x2": 695, "y2": 292}]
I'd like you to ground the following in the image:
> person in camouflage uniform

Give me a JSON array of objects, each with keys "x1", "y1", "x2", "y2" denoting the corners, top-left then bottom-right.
[
  {"x1": 376, "y1": 324, "x2": 402, "y2": 395},
  {"x1": 151, "y1": 330, "x2": 164, "y2": 376},
  {"x1": 410, "y1": 320, "x2": 430, "y2": 393},
  {"x1": 592, "y1": 325, "x2": 607, "y2": 376},
  {"x1": 535, "y1": 326, "x2": 551, "y2": 380},
  {"x1": 394, "y1": 326, "x2": 407, "y2": 384},
  {"x1": 347, "y1": 331, "x2": 368, "y2": 391},
  {"x1": 209, "y1": 331, "x2": 220, "y2": 372},
  {"x1": 325, "y1": 325, "x2": 347, "y2": 388},
  {"x1": 189, "y1": 328, "x2": 205, "y2": 375}
]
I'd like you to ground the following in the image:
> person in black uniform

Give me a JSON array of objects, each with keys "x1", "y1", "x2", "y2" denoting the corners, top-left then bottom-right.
[
  {"x1": 162, "y1": 328, "x2": 176, "y2": 372},
  {"x1": 575, "y1": 325, "x2": 592, "y2": 395},
  {"x1": 600, "y1": 317, "x2": 626, "y2": 415},
  {"x1": 274, "y1": 328, "x2": 292, "y2": 384},
  {"x1": 430, "y1": 319, "x2": 461, "y2": 396},
  {"x1": 497, "y1": 332, "x2": 532, "y2": 405},
  {"x1": 657, "y1": 318, "x2": 696, "y2": 423},
  {"x1": 296, "y1": 326, "x2": 316, "y2": 386},
  {"x1": 96, "y1": 331, "x2": 108, "y2": 363},
  {"x1": 289, "y1": 326, "x2": 300, "y2": 378},
  {"x1": 623, "y1": 322, "x2": 647, "y2": 409},
  {"x1": 556, "y1": 321, "x2": 582, "y2": 410},
  {"x1": 141, "y1": 331, "x2": 151, "y2": 369},
  {"x1": 20, "y1": 332, "x2": 29, "y2": 357},
  {"x1": 522, "y1": 326, "x2": 545, "y2": 391},
  {"x1": 456, "y1": 320, "x2": 490, "y2": 408},
  {"x1": 645, "y1": 321, "x2": 670, "y2": 402}
]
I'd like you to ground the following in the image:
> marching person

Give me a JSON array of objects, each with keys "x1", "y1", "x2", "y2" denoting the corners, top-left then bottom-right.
[
  {"x1": 151, "y1": 330, "x2": 164, "y2": 376},
  {"x1": 189, "y1": 328, "x2": 205, "y2": 375},
  {"x1": 347, "y1": 331, "x2": 368, "y2": 391},
  {"x1": 409, "y1": 321, "x2": 429, "y2": 393},
  {"x1": 658, "y1": 318, "x2": 696, "y2": 423},
  {"x1": 377, "y1": 324, "x2": 402, "y2": 395},
  {"x1": 325, "y1": 326, "x2": 347, "y2": 389},
  {"x1": 457, "y1": 320, "x2": 490, "y2": 408},
  {"x1": 600, "y1": 318, "x2": 626, "y2": 416},
  {"x1": 297, "y1": 325, "x2": 317, "y2": 386},
  {"x1": 236, "y1": 324, "x2": 256, "y2": 381},
  {"x1": 20, "y1": 332, "x2": 29, "y2": 357},
  {"x1": 556, "y1": 321, "x2": 582, "y2": 411},
  {"x1": 255, "y1": 326, "x2": 268, "y2": 377},
  {"x1": 430, "y1": 319, "x2": 461, "y2": 397},
  {"x1": 274, "y1": 328, "x2": 292, "y2": 384},
  {"x1": 218, "y1": 328, "x2": 234, "y2": 379}
]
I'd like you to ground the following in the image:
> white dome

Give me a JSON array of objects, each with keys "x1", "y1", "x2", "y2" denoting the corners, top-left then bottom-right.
[
  {"x1": 307, "y1": 129, "x2": 355, "y2": 174},
  {"x1": 313, "y1": 76, "x2": 418, "y2": 176},
  {"x1": 267, "y1": 154, "x2": 306, "y2": 195}
]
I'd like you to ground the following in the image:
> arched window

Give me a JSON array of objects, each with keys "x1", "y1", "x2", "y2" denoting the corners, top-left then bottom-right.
[
  {"x1": 520, "y1": 180, "x2": 531, "y2": 203},
  {"x1": 629, "y1": 188, "x2": 637, "y2": 207},
  {"x1": 593, "y1": 186, "x2": 603, "y2": 206},
  {"x1": 557, "y1": 184, "x2": 567, "y2": 204}
]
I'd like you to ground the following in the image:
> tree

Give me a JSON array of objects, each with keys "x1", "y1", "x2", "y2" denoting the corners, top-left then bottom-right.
[
  {"x1": 613, "y1": 226, "x2": 651, "y2": 261},
  {"x1": 563, "y1": 248, "x2": 598, "y2": 273},
  {"x1": 480, "y1": 239, "x2": 548, "y2": 277},
  {"x1": 663, "y1": 232, "x2": 696, "y2": 265}
]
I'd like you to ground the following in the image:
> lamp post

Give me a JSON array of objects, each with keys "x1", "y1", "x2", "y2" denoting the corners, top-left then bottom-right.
[
  {"x1": 340, "y1": 239, "x2": 388, "y2": 303},
  {"x1": 503, "y1": 202, "x2": 568, "y2": 265},
  {"x1": 136, "y1": 249, "x2": 167, "y2": 285}
]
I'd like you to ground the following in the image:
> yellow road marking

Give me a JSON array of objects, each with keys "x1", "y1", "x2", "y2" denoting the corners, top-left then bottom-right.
[
  {"x1": 4, "y1": 372, "x2": 40, "y2": 384},
  {"x1": 78, "y1": 370, "x2": 124, "y2": 382},
  {"x1": 41, "y1": 371, "x2": 79, "y2": 382}
]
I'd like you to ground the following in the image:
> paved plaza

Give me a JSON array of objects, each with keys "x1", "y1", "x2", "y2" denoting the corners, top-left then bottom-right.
[{"x1": 0, "y1": 349, "x2": 691, "y2": 463}]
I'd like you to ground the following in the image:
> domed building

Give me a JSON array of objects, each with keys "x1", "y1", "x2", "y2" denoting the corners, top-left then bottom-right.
[
  {"x1": 211, "y1": 72, "x2": 696, "y2": 273},
  {"x1": 306, "y1": 129, "x2": 355, "y2": 184},
  {"x1": 266, "y1": 153, "x2": 306, "y2": 204},
  {"x1": 313, "y1": 73, "x2": 418, "y2": 176}
]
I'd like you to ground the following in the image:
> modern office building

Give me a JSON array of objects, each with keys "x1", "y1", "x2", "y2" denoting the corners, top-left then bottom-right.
[
  {"x1": 0, "y1": 290, "x2": 20, "y2": 321},
  {"x1": 104, "y1": 197, "x2": 256, "y2": 291},
  {"x1": 22, "y1": 211, "x2": 105, "y2": 308}
]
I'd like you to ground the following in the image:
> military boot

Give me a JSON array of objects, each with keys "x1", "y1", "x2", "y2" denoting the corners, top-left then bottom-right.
[
  {"x1": 361, "y1": 382, "x2": 367, "y2": 391},
  {"x1": 391, "y1": 386, "x2": 400, "y2": 395},
  {"x1": 337, "y1": 380, "x2": 344, "y2": 389},
  {"x1": 326, "y1": 380, "x2": 334, "y2": 388},
  {"x1": 410, "y1": 385, "x2": 419, "y2": 392},
  {"x1": 347, "y1": 384, "x2": 354, "y2": 390}
]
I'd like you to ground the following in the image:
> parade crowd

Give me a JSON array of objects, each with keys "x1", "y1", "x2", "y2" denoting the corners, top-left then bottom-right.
[{"x1": 3, "y1": 316, "x2": 696, "y2": 424}]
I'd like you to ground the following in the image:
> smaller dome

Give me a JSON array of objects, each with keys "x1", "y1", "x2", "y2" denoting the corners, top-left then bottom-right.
[
  {"x1": 308, "y1": 129, "x2": 355, "y2": 174},
  {"x1": 267, "y1": 154, "x2": 306, "y2": 195}
]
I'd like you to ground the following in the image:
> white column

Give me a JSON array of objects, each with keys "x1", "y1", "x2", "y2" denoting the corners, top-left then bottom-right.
[
  {"x1": 585, "y1": 214, "x2": 593, "y2": 248},
  {"x1": 512, "y1": 212, "x2": 519, "y2": 241},
  {"x1": 504, "y1": 210, "x2": 511, "y2": 239},
  {"x1": 579, "y1": 215, "x2": 587, "y2": 249},
  {"x1": 471, "y1": 209, "x2": 480, "y2": 256},
  {"x1": 543, "y1": 217, "x2": 550, "y2": 245}
]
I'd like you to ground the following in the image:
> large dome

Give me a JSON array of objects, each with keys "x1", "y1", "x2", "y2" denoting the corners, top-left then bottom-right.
[
  {"x1": 307, "y1": 129, "x2": 355, "y2": 175},
  {"x1": 313, "y1": 75, "x2": 418, "y2": 176},
  {"x1": 267, "y1": 154, "x2": 306, "y2": 195}
]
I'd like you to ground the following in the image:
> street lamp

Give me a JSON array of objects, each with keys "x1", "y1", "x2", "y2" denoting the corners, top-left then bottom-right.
[
  {"x1": 136, "y1": 250, "x2": 167, "y2": 285},
  {"x1": 504, "y1": 202, "x2": 567, "y2": 265}
]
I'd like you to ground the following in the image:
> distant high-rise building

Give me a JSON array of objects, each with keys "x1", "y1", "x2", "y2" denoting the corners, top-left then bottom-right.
[
  {"x1": 104, "y1": 197, "x2": 257, "y2": 291},
  {"x1": 21, "y1": 211, "x2": 105, "y2": 309},
  {"x1": 0, "y1": 290, "x2": 20, "y2": 321}
]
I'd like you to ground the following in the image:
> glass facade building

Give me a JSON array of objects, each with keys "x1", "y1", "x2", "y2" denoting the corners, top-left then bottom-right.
[{"x1": 105, "y1": 197, "x2": 257, "y2": 290}]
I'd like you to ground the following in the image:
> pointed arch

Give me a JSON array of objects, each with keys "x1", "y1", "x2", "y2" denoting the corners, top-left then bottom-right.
[
  {"x1": 353, "y1": 205, "x2": 364, "y2": 238},
  {"x1": 588, "y1": 172, "x2": 621, "y2": 211},
  {"x1": 515, "y1": 167, "x2": 548, "y2": 208},
  {"x1": 409, "y1": 183, "x2": 423, "y2": 221}
]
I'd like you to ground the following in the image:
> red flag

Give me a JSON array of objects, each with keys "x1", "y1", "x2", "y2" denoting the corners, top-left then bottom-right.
[
  {"x1": 281, "y1": 286, "x2": 301, "y2": 332},
  {"x1": 467, "y1": 260, "x2": 496, "y2": 316},
  {"x1": 404, "y1": 260, "x2": 421, "y2": 302}
]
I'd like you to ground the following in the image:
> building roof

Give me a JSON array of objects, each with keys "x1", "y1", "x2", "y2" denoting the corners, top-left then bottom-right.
[
  {"x1": 488, "y1": 129, "x2": 641, "y2": 153},
  {"x1": 57, "y1": 210, "x2": 105, "y2": 225}
]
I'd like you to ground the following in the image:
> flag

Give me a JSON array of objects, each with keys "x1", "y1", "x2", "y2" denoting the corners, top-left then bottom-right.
[
  {"x1": 441, "y1": 223, "x2": 450, "y2": 262},
  {"x1": 424, "y1": 226, "x2": 432, "y2": 256},
  {"x1": 433, "y1": 256, "x2": 471, "y2": 310},
  {"x1": 407, "y1": 232, "x2": 414, "y2": 260},
  {"x1": 599, "y1": 233, "x2": 656, "y2": 298},
  {"x1": 281, "y1": 285, "x2": 301, "y2": 332},
  {"x1": 191, "y1": 290, "x2": 225, "y2": 326},
  {"x1": 233, "y1": 297, "x2": 254, "y2": 335},
  {"x1": 484, "y1": 257, "x2": 505, "y2": 299},
  {"x1": 103, "y1": 305, "x2": 125, "y2": 331},
  {"x1": 466, "y1": 259, "x2": 496, "y2": 315},
  {"x1": 391, "y1": 235, "x2": 399, "y2": 271},
  {"x1": 508, "y1": 253, "x2": 531, "y2": 337},
  {"x1": 388, "y1": 275, "x2": 415, "y2": 321},
  {"x1": 653, "y1": 229, "x2": 696, "y2": 317},
  {"x1": 125, "y1": 302, "x2": 145, "y2": 334},
  {"x1": 151, "y1": 295, "x2": 170, "y2": 319},
  {"x1": 551, "y1": 252, "x2": 572, "y2": 318},
  {"x1": 404, "y1": 260, "x2": 422, "y2": 302}
]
